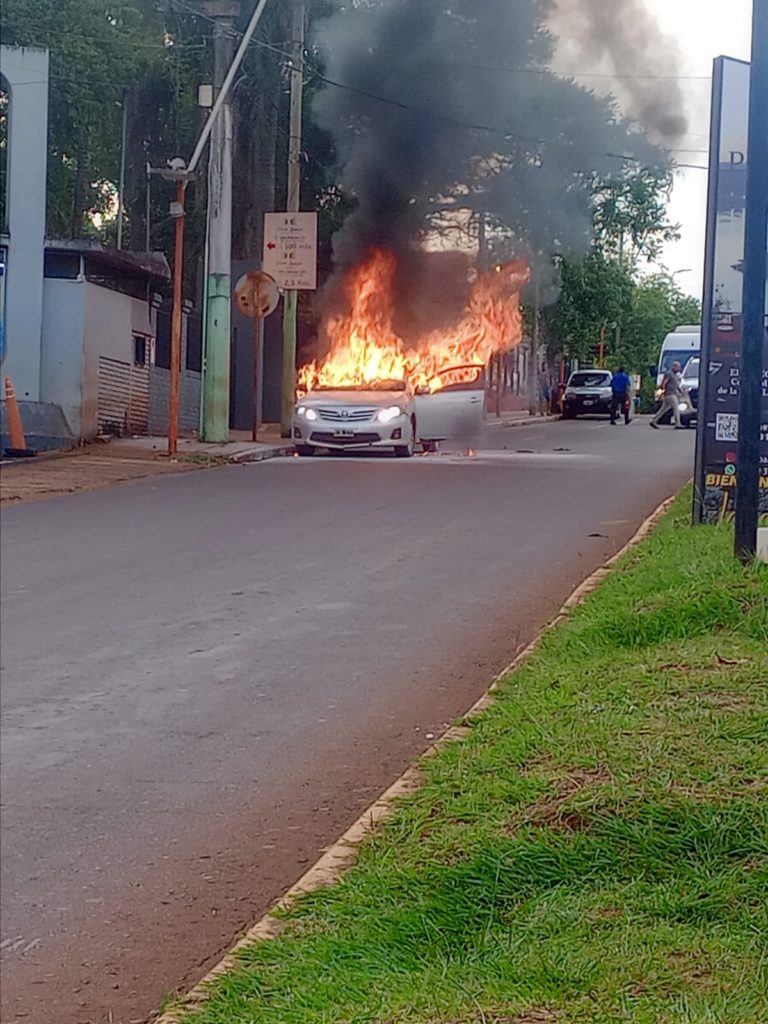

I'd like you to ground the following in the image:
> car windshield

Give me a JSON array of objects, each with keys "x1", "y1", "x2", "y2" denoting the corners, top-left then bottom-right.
[
  {"x1": 313, "y1": 380, "x2": 406, "y2": 392},
  {"x1": 682, "y1": 358, "x2": 700, "y2": 379},
  {"x1": 569, "y1": 372, "x2": 610, "y2": 387},
  {"x1": 660, "y1": 350, "x2": 697, "y2": 373},
  {"x1": 430, "y1": 365, "x2": 486, "y2": 392}
]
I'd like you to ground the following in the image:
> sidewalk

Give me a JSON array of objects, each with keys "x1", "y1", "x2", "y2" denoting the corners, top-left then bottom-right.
[
  {"x1": 109, "y1": 426, "x2": 294, "y2": 464},
  {"x1": 0, "y1": 428, "x2": 292, "y2": 507},
  {"x1": 159, "y1": 488, "x2": 768, "y2": 1024}
]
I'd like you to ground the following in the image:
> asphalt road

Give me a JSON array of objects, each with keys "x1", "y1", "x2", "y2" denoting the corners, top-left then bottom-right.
[{"x1": 0, "y1": 418, "x2": 694, "y2": 1024}]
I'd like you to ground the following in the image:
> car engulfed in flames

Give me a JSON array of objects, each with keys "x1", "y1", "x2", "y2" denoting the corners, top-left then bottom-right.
[{"x1": 293, "y1": 249, "x2": 528, "y2": 456}]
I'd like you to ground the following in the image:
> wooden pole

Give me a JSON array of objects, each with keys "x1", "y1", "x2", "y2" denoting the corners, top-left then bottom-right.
[
  {"x1": 168, "y1": 180, "x2": 186, "y2": 456},
  {"x1": 252, "y1": 316, "x2": 261, "y2": 442}
]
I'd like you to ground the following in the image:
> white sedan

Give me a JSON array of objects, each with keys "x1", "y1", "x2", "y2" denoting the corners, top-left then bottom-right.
[
  {"x1": 292, "y1": 379, "x2": 418, "y2": 457},
  {"x1": 292, "y1": 366, "x2": 487, "y2": 457}
]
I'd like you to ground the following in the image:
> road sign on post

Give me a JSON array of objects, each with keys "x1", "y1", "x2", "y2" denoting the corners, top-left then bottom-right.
[{"x1": 263, "y1": 212, "x2": 318, "y2": 291}]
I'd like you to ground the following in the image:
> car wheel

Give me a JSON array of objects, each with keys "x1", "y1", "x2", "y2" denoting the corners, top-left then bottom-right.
[
  {"x1": 295, "y1": 444, "x2": 315, "y2": 456},
  {"x1": 562, "y1": 410, "x2": 576, "y2": 420},
  {"x1": 395, "y1": 419, "x2": 416, "y2": 458}
]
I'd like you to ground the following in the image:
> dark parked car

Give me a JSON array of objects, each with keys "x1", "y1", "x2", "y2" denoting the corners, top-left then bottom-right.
[{"x1": 562, "y1": 370, "x2": 613, "y2": 419}]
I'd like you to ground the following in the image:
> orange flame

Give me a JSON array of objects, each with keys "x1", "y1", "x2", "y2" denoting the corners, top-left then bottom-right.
[{"x1": 299, "y1": 249, "x2": 529, "y2": 393}]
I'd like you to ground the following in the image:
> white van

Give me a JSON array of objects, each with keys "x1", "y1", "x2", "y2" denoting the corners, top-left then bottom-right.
[{"x1": 656, "y1": 326, "x2": 700, "y2": 387}]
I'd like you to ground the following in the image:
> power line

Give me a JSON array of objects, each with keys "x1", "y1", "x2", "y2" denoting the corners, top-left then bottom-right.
[
  {"x1": 420, "y1": 57, "x2": 711, "y2": 82},
  {"x1": 169, "y1": 1, "x2": 714, "y2": 85},
  {"x1": 314, "y1": 73, "x2": 707, "y2": 171}
]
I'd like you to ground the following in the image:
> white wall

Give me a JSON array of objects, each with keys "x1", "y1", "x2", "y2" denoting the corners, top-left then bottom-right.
[
  {"x1": 0, "y1": 46, "x2": 49, "y2": 400},
  {"x1": 81, "y1": 282, "x2": 154, "y2": 438},
  {"x1": 40, "y1": 278, "x2": 85, "y2": 436}
]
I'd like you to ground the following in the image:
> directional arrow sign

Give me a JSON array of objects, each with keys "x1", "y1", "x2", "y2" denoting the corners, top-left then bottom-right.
[{"x1": 262, "y1": 212, "x2": 318, "y2": 290}]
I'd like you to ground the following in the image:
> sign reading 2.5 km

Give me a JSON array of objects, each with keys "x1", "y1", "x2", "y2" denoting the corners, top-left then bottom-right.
[{"x1": 262, "y1": 212, "x2": 318, "y2": 291}]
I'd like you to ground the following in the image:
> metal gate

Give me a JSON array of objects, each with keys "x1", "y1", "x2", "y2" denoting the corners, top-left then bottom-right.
[{"x1": 97, "y1": 356, "x2": 149, "y2": 436}]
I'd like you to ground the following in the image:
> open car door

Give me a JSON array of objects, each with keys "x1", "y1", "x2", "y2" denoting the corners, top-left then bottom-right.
[{"x1": 414, "y1": 365, "x2": 486, "y2": 443}]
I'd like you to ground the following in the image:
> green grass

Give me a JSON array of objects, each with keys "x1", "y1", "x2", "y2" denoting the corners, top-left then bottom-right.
[{"x1": 180, "y1": 489, "x2": 768, "y2": 1024}]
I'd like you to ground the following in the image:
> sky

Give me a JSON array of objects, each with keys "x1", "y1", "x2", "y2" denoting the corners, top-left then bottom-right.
[
  {"x1": 557, "y1": 0, "x2": 753, "y2": 296},
  {"x1": 648, "y1": 0, "x2": 752, "y2": 294}
]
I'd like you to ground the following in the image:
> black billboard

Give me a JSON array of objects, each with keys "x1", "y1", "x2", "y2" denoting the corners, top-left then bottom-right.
[{"x1": 694, "y1": 57, "x2": 768, "y2": 525}]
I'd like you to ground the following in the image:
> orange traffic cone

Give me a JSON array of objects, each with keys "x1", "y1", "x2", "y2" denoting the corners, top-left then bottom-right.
[{"x1": 4, "y1": 377, "x2": 28, "y2": 453}]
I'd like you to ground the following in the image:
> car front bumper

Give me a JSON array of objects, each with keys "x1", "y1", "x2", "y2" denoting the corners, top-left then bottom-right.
[
  {"x1": 563, "y1": 396, "x2": 612, "y2": 415},
  {"x1": 292, "y1": 414, "x2": 411, "y2": 450}
]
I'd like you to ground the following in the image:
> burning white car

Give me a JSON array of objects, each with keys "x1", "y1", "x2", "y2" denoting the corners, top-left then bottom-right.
[
  {"x1": 292, "y1": 379, "x2": 418, "y2": 457},
  {"x1": 292, "y1": 365, "x2": 487, "y2": 457},
  {"x1": 292, "y1": 249, "x2": 528, "y2": 456}
]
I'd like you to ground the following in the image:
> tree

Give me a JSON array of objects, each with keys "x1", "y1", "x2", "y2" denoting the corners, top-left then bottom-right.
[
  {"x1": 592, "y1": 165, "x2": 680, "y2": 268},
  {"x1": 3, "y1": 0, "x2": 166, "y2": 237},
  {"x1": 543, "y1": 159, "x2": 687, "y2": 368},
  {"x1": 547, "y1": 252, "x2": 634, "y2": 364},
  {"x1": 618, "y1": 274, "x2": 701, "y2": 370}
]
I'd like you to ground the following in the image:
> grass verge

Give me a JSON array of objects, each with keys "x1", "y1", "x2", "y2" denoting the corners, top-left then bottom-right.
[{"x1": 176, "y1": 489, "x2": 768, "y2": 1024}]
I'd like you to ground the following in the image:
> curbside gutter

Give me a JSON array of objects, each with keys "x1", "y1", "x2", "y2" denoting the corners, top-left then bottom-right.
[
  {"x1": 485, "y1": 413, "x2": 559, "y2": 429},
  {"x1": 155, "y1": 492, "x2": 678, "y2": 1024},
  {"x1": 228, "y1": 443, "x2": 295, "y2": 464}
]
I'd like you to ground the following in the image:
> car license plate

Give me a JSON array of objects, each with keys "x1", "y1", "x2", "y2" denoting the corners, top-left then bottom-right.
[{"x1": 333, "y1": 429, "x2": 355, "y2": 438}]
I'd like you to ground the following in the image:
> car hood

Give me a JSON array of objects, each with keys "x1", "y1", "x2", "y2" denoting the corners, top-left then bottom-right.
[{"x1": 300, "y1": 389, "x2": 407, "y2": 408}]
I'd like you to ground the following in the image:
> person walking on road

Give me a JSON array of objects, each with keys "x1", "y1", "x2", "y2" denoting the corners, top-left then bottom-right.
[
  {"x1": 651, "y1": 361, "x2": 684, "y2": 429},
  {"x1": 610, "y1": 366, "x2": 632, "y2": 425}
]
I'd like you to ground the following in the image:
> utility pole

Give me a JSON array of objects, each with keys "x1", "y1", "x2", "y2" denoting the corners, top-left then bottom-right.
[
  {"x1": 168, "y1": 180, "x2": 186, "y2": 455},
  {"x1": 147, "y1": 0, "x2": 272, "y2": 450},
  {"x1": 734, "y1": 0, "x2": 768, "y2": 562},
  {"x1": 148, "y1": 160, "x2": 189, "y2": 456},
  {"x1": 201, "y1": 1, "x2": 239, "y2": 443},
  {"x1": 281, "y1": 0, "x2": 306, "y2": 436},
  {"x1": 116, "y1": 92, "x2": 128, "y2": 250},
  {"x1": 528, "y1": 275, "x2": 540, "y2": 415},
  {"x1": 476, "y1": 209, "x2": 487, "y2": 268}
]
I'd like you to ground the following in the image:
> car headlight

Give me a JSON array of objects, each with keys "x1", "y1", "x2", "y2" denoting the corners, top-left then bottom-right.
[
  {"x1": 679, "y1": 402, "x2": 689, "y2": 412},
  {"x1": 376, "y1": 405, "x2": 404, "y2": 424},
  {"x1": 296, "y1": 405, "x2": 318, "y2": 421},
  {"x1": 601, "y1": 388, "x2": 612, "y2": 398}
]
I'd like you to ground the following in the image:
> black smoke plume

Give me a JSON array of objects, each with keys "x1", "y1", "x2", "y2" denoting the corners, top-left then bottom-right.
[
  {"x1": 554, "y1": 0, "x2": 689, "y2": 142},
  {"x1": 311, "y1": 0, "x2": 671, "y2": 297}
]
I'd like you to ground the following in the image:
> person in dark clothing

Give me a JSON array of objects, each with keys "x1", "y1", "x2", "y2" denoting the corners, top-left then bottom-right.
[{"x1": 610, "y1": 367, "x2": 632, "y2": 425}]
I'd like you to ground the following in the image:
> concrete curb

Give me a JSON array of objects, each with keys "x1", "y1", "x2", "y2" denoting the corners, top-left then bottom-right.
[
  {"x1": 486, "y1": 414, "x2": 559, "y2": 429},
  {"x1": 228, "y1": 443, "x2": 295, "y2": 464},
  {"x1": 154, "y1": 492, "x2": 678, "y2": 1024}
]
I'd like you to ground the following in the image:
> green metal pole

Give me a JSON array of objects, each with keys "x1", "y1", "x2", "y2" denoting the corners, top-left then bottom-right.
[
  {"x1": 200, "y1": 5, "x2": 236, "y2": 442},
  {"x1": 202, "y1": 272, "x2": 231, "y2": 440}
]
